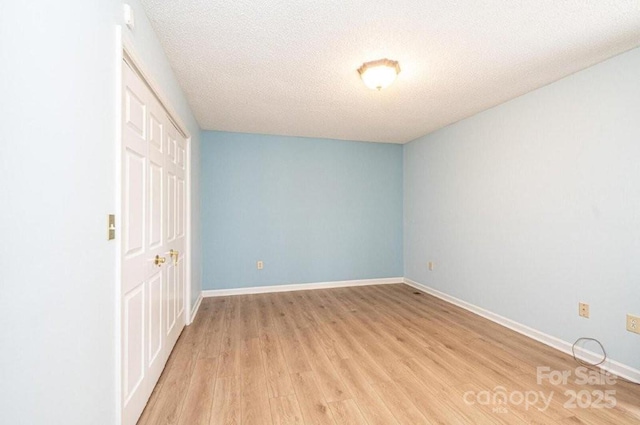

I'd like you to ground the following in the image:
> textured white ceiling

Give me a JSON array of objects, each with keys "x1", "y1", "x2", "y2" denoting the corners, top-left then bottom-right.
[{"x1": 139, "y1": 0, "x2": 640, "y2": 143}]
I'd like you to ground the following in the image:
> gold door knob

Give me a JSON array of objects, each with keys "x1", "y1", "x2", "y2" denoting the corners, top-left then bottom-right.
[
  {"x1": 154, "y1": 255, "x2": 166, "y2": 266},
  {"x1": 169, "y1": 249, "x2": 179, "y2": 265}
]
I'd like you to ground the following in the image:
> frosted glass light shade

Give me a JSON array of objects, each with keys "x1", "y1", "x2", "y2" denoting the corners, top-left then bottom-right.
[{"x1": 357, "y1": 59, "x2": 401, "y2": 90}]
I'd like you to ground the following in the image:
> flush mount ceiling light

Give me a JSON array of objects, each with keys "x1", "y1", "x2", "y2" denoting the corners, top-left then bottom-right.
[{"x1": 357, "y1": 58, "x2": 401, "y2": 90}]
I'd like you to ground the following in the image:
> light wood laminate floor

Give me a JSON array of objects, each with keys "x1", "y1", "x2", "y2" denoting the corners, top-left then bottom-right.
[{"x1": 138, "y1": 284, "x2": 640, "y2": 425}]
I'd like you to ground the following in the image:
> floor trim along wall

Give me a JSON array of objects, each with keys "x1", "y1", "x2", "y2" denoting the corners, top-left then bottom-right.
[
  {"x1": 403, "y1": 278, "x2": 640, "y2": 384},
  {"x1": 189, "y1": 294, "x2": 203, "y2": 325},
  {"x1": 201, "y1": 277, "x2": 404, "y2": 298},
  {"x1": 194, "y1": 275, "x2": 638, "y2": 383}
]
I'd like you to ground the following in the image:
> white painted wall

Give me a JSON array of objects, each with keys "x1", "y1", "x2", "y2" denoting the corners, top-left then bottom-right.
[
  {"x1": 404, "y1": 47, "x2": 640, "y2": 371},
  {"x1": 0, "y1": 2, "x2": 119, "y2": 423},
  {"x1": 0, "y1": 1, "x2": 201, "y2": 423}
]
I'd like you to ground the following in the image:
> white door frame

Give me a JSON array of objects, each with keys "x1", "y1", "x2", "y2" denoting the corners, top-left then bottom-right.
[{"x1": 114, "y1": 36, "x2": 193, "y2": 424}]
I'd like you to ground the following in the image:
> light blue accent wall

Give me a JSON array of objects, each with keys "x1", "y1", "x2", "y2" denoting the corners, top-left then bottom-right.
[
  {"x1": 202, "y1": 132, "x2": 403, "y2": 289},
  {"x1": 404, "y1": 47, "x2": 640, "y2": 369}
]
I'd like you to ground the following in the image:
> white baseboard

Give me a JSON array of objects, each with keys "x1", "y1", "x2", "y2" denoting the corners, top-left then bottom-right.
[
  {"x1": 403, "y1": 278, "x2": 640, "y2": 384},
  {"x1": 189, "y1": 293, "x2": 203, "y2": 324},
  {"x1": 202, "y1": 277, "x2": 403, "y2": 298}
]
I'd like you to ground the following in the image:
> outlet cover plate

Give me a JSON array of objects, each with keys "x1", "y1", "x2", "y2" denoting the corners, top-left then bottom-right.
[
  {"x1": 627, "y1": 314, "x2": 640, "y2": 334},
  {"x1": 579, "y1": 302, "x2": 589, "y2": 318}
]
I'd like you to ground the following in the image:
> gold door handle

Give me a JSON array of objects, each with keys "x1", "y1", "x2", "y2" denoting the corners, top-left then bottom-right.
[
  {"x1": 154, "y1": 255, "x2": 166, "y2": 266},
  {"x1": 169, "y1": 249, "x2": 179, "y2": 265}
]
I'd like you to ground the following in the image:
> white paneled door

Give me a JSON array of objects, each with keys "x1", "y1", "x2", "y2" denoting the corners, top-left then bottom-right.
[{"x1": 121, "y1": 60, "x2": 187, "y2": 425}]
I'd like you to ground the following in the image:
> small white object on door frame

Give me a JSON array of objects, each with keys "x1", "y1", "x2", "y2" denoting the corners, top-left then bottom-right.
[{"x1": 123, "y1": 4, "x2": 135, "y2": 30}]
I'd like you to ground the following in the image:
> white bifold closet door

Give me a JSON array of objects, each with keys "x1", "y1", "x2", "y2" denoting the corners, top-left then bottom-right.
[{"x1": 121, "y1": 60, "x2": 187, "y2": 425}]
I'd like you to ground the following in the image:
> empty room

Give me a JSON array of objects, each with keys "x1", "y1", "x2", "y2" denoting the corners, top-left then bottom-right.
[{"x1": 2, "y1": 1, "x2": 640, "y2": 424}]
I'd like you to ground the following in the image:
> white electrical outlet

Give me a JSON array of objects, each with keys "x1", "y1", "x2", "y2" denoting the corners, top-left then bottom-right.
[
  {"x1": 627, "y1": 314, "x2": 640, "y2": 334},
  {"x1": 428, "y1": 261, "x2": 434, "y2": 271},
  {"x1": 256, "y1": 260, "x2": 264, "y2": 270}
]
